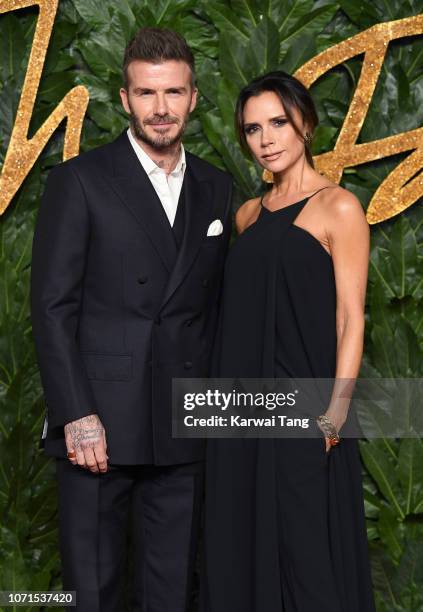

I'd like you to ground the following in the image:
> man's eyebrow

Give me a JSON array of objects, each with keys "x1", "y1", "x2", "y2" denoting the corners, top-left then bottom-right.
[{"x1": 132, "y1": 86, "x2": 188, "y2": 93}]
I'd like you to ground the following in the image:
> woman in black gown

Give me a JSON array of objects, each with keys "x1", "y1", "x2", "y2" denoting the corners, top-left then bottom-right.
[{"x1": 200, "y1": 71, "x2": 376, "y2": 612}]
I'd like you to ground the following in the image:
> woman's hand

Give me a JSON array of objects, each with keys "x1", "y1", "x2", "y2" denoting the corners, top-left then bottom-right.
[
  {"x1": 320, "y1": 411, "x2": 344, "y2": 453},
  {"x1": 324, "y1": 409, "x2": 345, "y2": 434}
]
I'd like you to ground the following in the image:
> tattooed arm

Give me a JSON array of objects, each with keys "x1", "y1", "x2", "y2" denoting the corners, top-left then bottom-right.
[{"x1": 65, "y1": 414, "x2": 108, "y2": 473}]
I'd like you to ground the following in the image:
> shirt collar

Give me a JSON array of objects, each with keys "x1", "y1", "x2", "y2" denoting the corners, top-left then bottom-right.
[{"x1": 127, "y1": 127, "x2": 186, "y2": 177}]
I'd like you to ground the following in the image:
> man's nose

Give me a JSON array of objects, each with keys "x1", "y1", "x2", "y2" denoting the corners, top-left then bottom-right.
[{"x1": 153, "y1": 93, "x2": 169, "y2": 116}]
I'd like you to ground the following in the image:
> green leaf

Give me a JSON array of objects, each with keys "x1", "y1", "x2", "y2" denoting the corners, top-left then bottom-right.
[
  {"x1": 154, "y1": 0, "x2": 198, "y2": 24},
  {"x1": 247, "y1": 16, "x2": 280, "y2": 75},
  {"x1": 178, "y1": 14, "x2": 219, "y2": 59},
  {"x1": 281, "y1": 31, "x2": 316, "y2": 73},
  {"x1": 76, "y1": 73, "x2": 113, "y2": 103},
  {"x1": 219, "y1": 33, "x2": 249, "y2": 89},
  {"x1": 378, "y1": 505, "x2": 404, "y2": 561},
  {"x1": 71, "y1": 0, "x2": 110, "y2": 28},
  {"x1": 75, "y1": 7, "x2": 131, "y2": 78},
  {"x1": 0, "y1": 81, "x2": 21, "y2": 159},
  {"x1": 279, "y1": 3, "x2": 338, "y2": 52},
  {"x1": 216, "y1": 78, "x2": 238, "y2": 130},
  {"x1": 369, "y1": 542, "x2": 401, "y2": 609},
  {"x1": 270, "y1": 0, "x2": 313, "y2": 36},
  {"x1": 391, "y1": 538, "x2": 423, "y2": 608},
  {"x1": 398, "y1": 438, "x2": 423, "y2": 515},
  {"x1": 360, "y1": 440, "x2": 405, "y2": 519},
  {"x1": 110, "y1": 0, "x2": 136, "y2": 39},
  {"x1": 369, "y1": 216, "x2": 419, "y2": 300},
  {"x1": 230, "y1": 0, "x2": 260, "y2": 28},
  {"x1": 206, "y1": 3, "x2": 250, "y2": 43},
  {"x1": 202, "y1": 113, "x2": 256, "y2": 198},
  {"x1": 38, "y1": 72, "x2": 77, "y2": 104},
  {"x1": 89, "y1": 101, "x2": 126, "y2": 132},
  {"x1": 395, "y1": 64, "x2": 410, "y2": 105},
  {"x1": 389, "y1": 216, "x2": 419, "y2": 298},
  {"x1": 197, "y1": 58, "x2": 220, "y2": 107},
  {"x1": 310, "y1": 125, "x2": 338, "y2": 155},
  {"x1": 0, "y1": 13, "x2": 26, "y2": 82},
  {"x1": 338, "y1": 0, "x2": 388, "y2": 27},
  {"x1": 363, "y1": 485, "x2": 382, "y2": 518}
]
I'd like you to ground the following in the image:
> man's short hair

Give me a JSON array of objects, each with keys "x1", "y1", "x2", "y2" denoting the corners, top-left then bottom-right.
[{"x1": 122, "y1": 27, "x2": 196, "y2": 89}]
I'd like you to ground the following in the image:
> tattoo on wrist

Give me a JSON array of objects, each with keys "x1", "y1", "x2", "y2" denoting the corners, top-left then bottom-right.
[{"x1": 65, "y1": 415, "x2": 104, "y2": 450}]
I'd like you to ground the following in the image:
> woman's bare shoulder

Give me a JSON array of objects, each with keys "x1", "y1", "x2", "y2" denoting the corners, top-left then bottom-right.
[
  {"x1": 322, "y1": 185, "x2": 369, "y2": 238},
  {"x1": 323, "y1": 184, "x2": 367, "y2": 219},
  {"x1": 235, "y1": 197, "x2": 262, "y2": 234}
]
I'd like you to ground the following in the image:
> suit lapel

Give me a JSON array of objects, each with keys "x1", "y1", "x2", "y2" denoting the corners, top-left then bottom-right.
[
  {"x1": 104, "y1": 131, "x2": 214, "y2": 306},
  {"x1": 159, "y1": 160, "x2": 214, "y2": 311},
  {"x1": 106, "y1": 131, "x2": 177, "y2": 273}
]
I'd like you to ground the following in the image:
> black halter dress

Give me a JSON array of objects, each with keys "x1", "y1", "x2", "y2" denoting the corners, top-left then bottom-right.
[{"x1": 200, "y1": 186, "x2": 376, "y2": 612}]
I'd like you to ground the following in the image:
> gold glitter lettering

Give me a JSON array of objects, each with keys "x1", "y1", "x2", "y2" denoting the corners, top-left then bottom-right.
[
  {"x1": 295, "y1": 15, "x2": 423, "y2": 223},
  {"x1": 0, "y1": 6, "x2": 421, "y2": 223},
  {"x1": 0, "y1": 0, "x2": 89, "y2": 214}
]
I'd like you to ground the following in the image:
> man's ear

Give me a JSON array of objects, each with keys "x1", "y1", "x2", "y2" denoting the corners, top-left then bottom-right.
[
  {"x1": 189, "y1": 87, "x2": 198, "y2": 113},
  {"x1": 120, "y1": 88, "x2": 130, "y2": 114}
]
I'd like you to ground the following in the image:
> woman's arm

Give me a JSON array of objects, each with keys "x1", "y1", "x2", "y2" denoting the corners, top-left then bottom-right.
[{"x1": 324, "y1": 190, "x2": 370, "y2": 432}]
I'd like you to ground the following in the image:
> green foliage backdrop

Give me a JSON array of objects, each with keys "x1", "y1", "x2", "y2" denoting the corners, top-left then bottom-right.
[{"x1": 0, "y1": 1, "x2": 422, "y2": 610}]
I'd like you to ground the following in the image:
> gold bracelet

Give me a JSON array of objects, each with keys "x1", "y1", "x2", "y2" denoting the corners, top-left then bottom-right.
[{"x1": 316, "y1": 415, "x2": 340, "y2": 446}]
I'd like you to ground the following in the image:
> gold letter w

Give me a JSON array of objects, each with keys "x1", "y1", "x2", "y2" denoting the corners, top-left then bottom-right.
[{"x1": 0, "y1": 0, "x2": 89, "y2": 214}]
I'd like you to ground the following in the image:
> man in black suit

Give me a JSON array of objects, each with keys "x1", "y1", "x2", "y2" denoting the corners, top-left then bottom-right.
[{"x1": 30, "y1": 27, "x2": 232, "y2": 612}]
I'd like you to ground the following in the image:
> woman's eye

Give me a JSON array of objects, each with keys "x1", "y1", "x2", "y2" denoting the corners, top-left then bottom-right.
[
  {"x1": 274, "y1": 119, "x2": 287, "y2": 127},
  {"x1": 245, "y1": 126, "x2": 258, "y2": 135}
]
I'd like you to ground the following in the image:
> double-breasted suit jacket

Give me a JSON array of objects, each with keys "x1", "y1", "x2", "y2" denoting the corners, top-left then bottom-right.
[{"x1": 30, "y1": 129, "x2": 233, "y2": 465}]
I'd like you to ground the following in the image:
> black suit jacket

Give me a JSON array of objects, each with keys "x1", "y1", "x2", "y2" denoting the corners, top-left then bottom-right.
[{"x1": 30, "y1": 129, "x2": 233, "y2": 465}]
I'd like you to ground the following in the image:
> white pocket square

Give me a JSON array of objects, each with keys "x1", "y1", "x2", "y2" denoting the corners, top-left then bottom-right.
[{"x1": 207, "y1": 219, "x2": 223, "y2": 236}]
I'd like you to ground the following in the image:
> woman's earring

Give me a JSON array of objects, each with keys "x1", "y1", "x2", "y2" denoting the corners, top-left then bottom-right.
[
  {"x1": 262, "y1": 169, "x2": 274, "y2": 183},
  {"x1": 304, "y1": 132, "x2": 312, "y2": 146}
]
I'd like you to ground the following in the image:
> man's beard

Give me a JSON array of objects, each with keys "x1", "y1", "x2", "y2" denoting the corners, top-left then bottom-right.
[{"x1": 128, "y1": 106, "x2": 188, "y2": 151}]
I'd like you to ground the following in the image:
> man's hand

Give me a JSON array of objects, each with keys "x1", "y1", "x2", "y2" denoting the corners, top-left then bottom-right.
[{"x1": 64, "y1": 414, "x2": 108, "y2": 473}]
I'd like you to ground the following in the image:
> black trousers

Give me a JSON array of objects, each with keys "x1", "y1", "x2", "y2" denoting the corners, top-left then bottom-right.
[{"x1": 56, "y1": 458, "x2": 204, "y2": 612}]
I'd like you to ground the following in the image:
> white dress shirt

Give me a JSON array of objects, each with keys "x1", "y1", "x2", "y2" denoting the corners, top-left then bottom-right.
[{"x1": 127, "y1": 127, "x2": 186, "y2": 227}]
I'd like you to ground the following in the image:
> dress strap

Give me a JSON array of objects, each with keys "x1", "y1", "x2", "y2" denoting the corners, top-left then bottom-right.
[
  {"x1": 307, "y1": 185, "x2": 335, "y2": 201},
  {"x1": 260, "y1": 185, "x2": 335, "y2": 211}
]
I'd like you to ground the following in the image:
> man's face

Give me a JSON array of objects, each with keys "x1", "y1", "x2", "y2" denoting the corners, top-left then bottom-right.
[{"x1": 120, "y1": 60, "x2": 197, "y2": 150}]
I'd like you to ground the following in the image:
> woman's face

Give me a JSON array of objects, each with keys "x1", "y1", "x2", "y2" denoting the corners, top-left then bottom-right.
[{"x1": 242, "y1": 90, "x2": 307, "y2": 174}]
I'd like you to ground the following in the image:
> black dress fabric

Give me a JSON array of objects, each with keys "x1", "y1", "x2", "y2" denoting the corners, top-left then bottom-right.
[{"x1": 200, "y1": 187, "x2": 376, "y2": 612}]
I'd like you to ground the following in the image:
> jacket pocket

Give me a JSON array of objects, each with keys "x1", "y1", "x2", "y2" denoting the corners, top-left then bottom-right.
[
  {"x1": 80, "y1": 352, "x2": 132, "y2": 381},
  {"x1": 202, "y1": 234, "x2": 223, "y2": 247}
]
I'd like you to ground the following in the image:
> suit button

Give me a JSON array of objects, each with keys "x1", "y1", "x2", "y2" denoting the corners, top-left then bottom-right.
[
  {"x1": 186, "y1": 319, "x2": 193, "y2": 327},
  {"x1": 154, "y1": 316, "x2": 161, "y2": 325},
  {"x1": 184, "y1": 361, "x2": 192, "y2": 369},
  {"x1": 138, "y1": 276, "x2": 148, "y2": 284},
  {"x1": 202, "y1": 279, "x2": 209, "y2": 287}
]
